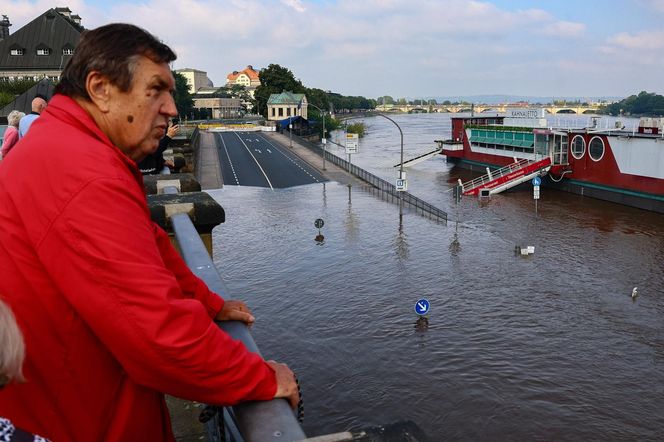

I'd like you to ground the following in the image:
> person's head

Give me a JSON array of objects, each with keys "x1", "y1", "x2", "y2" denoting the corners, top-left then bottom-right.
[
  {"x1": 7, "y1": 110, "x2": 25, "y2": 128},
  {"x1": 0, "y1": 299, "x2": 25, "y2": 387},
  {"x1": 55, "y1": 23, "x2": 178, "y2": 161},
  {"x1": 31, "y1": 96, "x2": 47, "y2": 114}
]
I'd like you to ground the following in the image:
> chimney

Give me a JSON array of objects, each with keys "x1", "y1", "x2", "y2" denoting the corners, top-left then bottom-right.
[{"x1": 0, "y1": 15, "x2": 11, "y2": 40}]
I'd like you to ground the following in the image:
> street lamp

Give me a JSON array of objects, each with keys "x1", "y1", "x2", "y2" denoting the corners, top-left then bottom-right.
[
  {"x1": 289, "y1": 115, "x2": 293, "y2": 148},
  {"x1": 309, "y1": 103, "x2": 327, "y2": 170}
]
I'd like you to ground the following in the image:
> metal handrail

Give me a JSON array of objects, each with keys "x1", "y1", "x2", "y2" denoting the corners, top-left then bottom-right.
[
  {"x1": 461, "y1": 158, "x2": 531, "y2": 192},
  {"x1": 162, "y1": 186, "x2": 306, "y2": 441},
  {"x1": 293, "y1": 136, "x2": 447, "y2": 222}
]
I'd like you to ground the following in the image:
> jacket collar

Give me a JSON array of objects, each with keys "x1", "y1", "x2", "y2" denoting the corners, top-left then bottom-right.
[{"x1": 44, "y1": 94, "x2": 144, "y2": 184}]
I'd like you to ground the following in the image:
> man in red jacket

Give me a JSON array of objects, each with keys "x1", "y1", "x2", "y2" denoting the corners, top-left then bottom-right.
[{"x1": 0, "y1": 23, "x2": 298, "y2": 441}]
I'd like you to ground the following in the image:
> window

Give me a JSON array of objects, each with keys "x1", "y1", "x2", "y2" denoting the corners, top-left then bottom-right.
[
  {"x1": 37, "y1": 48, "x2": 50, "y2": 56},
  {"x1": 588, "y1": 136, "x2": 605, "y2": 162},
  {"x1": 286, "y1": 108, "x2": 291, "y2": 116},
  {"x1": 278, "y1": 108, "x2": 283, "y2": 117},
  {"x1": 62, "y1": 48, "x2": 74, "y2": 55},
  {"x1": 10, "y1": 48, "x2": 24, "y2": 56},
  {"x1": 571, "y1": 135, "x2": 585, "y2": 159}
]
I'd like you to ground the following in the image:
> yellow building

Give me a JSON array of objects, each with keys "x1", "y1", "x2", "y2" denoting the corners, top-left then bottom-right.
[{"x1": 226, "y1": 65, "x2": 260, "y2": 98}]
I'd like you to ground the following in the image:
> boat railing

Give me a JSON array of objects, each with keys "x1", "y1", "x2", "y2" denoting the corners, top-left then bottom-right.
[{"x1": 460, "y1": 158, "x2": 531, "y2": 193}]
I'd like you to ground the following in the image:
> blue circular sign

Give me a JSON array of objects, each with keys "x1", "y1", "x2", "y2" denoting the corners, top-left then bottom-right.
[
  {"x1": 414, "y1": 299, "x2": 430, "y2": 316},
  {"x1": 532, "y1": 176, "x2": 542, "y2": 186}
]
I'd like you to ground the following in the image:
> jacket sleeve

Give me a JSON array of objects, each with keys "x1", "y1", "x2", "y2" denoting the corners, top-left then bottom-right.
[
  {"x1": 152, "y1": 222, "x2": 224, "y2": 319},
  {"x1": 37, "y1": 176, "x2": 277, "y2": 405}
]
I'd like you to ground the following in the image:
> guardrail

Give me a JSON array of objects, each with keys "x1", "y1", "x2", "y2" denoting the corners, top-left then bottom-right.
[
  {"x1": 160, "y1": 185, "x2": 306, "y2": 441},
  {"x1": 296, "y1": 135, "x2": 447, "y2": 223}
]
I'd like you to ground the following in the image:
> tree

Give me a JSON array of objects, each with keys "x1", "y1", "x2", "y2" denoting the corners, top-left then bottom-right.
[
  {"x1": 0, "y1": 78, "x2": 40, "y2": 109},
  {"x1": 172, "y1": 72, "x2": 193, "y2": 119},
  {"x1": 377, "y1": 95, "x2": 395, "y2": 105},
  {"x1": 601, "y1": 91, "x2": 664, "y2": 116},
  {"x1": 253, "y1": 64, "x2": 305, "y2": 118}
]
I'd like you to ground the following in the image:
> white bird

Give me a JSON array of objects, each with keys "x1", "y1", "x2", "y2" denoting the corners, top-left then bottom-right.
[{"x1": 631, "y1": 287, "x2": 638, "y2": 299}]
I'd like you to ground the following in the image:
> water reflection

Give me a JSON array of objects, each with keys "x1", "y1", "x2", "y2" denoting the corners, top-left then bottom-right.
[
  {"x1": 344, "y1": 185, "x2": 360, "y2": 244},
  {"x1": 393, "y1": 200, "x2": 410, "y2": 263}
]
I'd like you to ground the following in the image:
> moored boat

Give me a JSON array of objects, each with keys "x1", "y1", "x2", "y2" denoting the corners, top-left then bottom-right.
[{"x1": 436, "y1": 109, "x2": 664, "y2": 213}]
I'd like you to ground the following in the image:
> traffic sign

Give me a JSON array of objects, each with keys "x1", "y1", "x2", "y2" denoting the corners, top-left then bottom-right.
[
  {"x1": 345, "y1": 133, "x2": 359, "y2": 154},
  {"x1": 396, "y1": 179, "x2": 408, "y2": 192},
  {"x1": 533, "y1": 186, "x2": 540, "y2": 200},
  {"x1": 314, "y1": 218, "x2": 324, "y2": 229},
  {"x1": 532, "y1": 176, "x2": 542, "y2": 186},
  {"x1": 415, "y1": 299, "x2": 430, "y2": 316}
]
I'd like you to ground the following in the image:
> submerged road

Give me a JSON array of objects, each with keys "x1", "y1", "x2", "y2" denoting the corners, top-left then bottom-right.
[{"x1": 214, "y1": 131, "x2": 326, "y2": 188}]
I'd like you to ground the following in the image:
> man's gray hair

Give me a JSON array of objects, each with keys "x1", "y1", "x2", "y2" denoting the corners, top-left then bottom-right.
[
  {"x1": 0, "y1": 299, "x2": 25, "y2": 386},
  {"x1": 7, "y1": 110, "x2": 25, "y2": 127}
]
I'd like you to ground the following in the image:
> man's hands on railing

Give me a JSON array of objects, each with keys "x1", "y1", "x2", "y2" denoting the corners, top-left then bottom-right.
[
  {"x1": 215, "y1": 299, "x2": 256, "y2": 324},
  {"x1": 214, "y1": 301, "x2": 300, "y2": 410},
  {"x1": 267, "y1": 360, "x2": 300, "y2": 410}
]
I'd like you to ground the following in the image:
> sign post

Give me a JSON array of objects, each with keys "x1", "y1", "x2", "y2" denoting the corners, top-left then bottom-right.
[
  {"x1": 532, "y1": 176, "x2": 541, "y2": 214},
  {"x1": 396, "y1": 170, "x2": 407, "y2": 192},
  {"x1": 345, "y1": 133, "x2": 359, "y2": 173}
]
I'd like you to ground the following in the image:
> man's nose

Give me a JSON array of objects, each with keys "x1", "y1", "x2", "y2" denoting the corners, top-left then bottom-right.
[{"x1": 162, "y1": 95, "x2": 178, "y2": 117}]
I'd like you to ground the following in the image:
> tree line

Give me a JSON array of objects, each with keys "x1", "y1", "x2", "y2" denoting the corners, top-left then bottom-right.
[{"x1": 599, "y1": 91, "x2": 664, "y2": 116}]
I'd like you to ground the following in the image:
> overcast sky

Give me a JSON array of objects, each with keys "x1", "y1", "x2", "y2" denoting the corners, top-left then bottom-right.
[{"x1": 4, "y1": 0, "x2": 664, "y2": 99}]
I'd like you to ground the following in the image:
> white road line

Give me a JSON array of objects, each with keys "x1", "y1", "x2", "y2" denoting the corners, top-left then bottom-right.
[
  {"x1": 218, "y1": 133, "x2": 240, "y2": 185},
  {"x1": 234, "y1": 132, "x2": 274, "y2": 190},
  {"x1": 256, "y1": 133, "x2": 322, "y2": 183}
]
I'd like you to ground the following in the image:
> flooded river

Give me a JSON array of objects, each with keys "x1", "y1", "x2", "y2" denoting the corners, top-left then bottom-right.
[{"x1": 209, "y1": 113, "x2": 664, "y2": 440}]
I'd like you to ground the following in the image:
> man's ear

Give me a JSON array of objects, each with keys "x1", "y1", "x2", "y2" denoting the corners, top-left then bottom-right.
[{"x1": 85, "y1": 71, "x2": 113, "y2": 113}]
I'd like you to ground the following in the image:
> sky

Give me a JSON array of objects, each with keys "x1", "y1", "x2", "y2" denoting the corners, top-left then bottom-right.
[{"x1": 3, "y1": 0, "x2": 664, "y2": 99}]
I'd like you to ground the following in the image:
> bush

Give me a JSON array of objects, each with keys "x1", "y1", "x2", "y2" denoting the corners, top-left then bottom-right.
[{"x1": 346, "y1": 122, "x2": 365, "y2": 137}]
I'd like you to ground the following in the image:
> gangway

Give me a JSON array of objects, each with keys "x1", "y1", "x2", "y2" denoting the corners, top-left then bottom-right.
[
  {"x1": 393, "y1": 147, "x2": 443, "y2": 168},
  {"x1": 459, "y1": 157, "x2": 552, "y2": 196}
]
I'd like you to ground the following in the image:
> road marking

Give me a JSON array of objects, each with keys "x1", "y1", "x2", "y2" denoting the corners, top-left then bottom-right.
[
  {"x1": 254, "y1": 149, "x2": 262, "y2": 154},
  {"x1": 256, "y1": 133, "x2": 323, "y2": 183},
  {"x1": 218, "y1": 133, "x2": 240, "y2": 185},
  {"x1": 234, "y1": 132, "x2": 274, "y2": 190}
]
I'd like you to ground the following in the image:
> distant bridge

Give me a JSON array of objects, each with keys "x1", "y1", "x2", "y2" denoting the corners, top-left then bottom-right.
[{"x1": 376, "y1": 104, "x2": 601, "y2": 115}]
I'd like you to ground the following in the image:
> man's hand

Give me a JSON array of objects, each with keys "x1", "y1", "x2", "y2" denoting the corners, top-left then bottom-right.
[
  {"x1": 215, "y1": 300, "x2": 255, "y2": 324},
  {"x1": 267, "y1": 360, "x2": 300, "y2": 410}
]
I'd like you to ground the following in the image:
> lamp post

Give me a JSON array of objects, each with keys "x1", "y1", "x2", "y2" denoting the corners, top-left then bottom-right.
[
  {"x1": 309, "y1": 103, "x2": 327, "y2": 170},
  {"x1": 289, "y1": 115, "x2": 293, "y2": 148}
]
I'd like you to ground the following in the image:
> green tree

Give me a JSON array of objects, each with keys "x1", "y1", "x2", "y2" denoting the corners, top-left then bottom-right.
[
  {"x1": 0, "y1": 78, "x2": 40, "y2": 108},
  {"x1": 254, "y1": 64, "x2": 305, "y2": 118},
  {"x1": 172, "y1": 72, "x2": 193, "y2": 118},
  {"x1": 601, "y1": 91, "x2": 664, "y2": 116},
  {"x1": 377, "y1": 95, "x2": 395, "y2": 105}
]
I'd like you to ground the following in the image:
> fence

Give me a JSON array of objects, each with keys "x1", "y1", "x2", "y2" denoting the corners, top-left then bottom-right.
[{"x1": 294, "y1": 134, "x2": 448, "y2": 223}]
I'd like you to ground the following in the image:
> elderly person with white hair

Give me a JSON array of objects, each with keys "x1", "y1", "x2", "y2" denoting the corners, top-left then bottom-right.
[
  {"x1": 0, "y1": 299, "x2": 49, "y2": 441},
  {"x1": 1, "y1": 110, "x2": 25, "y2": 159}
]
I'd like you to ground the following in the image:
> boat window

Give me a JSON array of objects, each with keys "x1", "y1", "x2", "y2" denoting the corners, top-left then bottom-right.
[
  {"x1": 571, "y1": 135, "x2": 585, "y2": 159},
  {"x1": 589, "y1": 137, "x2": 605, "y2": 162}
]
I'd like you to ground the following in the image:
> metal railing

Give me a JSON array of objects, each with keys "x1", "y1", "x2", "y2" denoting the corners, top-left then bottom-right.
[
  {"x1": 460, "y1": 158, "x2": 531, "y2": 193},
  {"x1": 162, "y1": 185, "x2": 306, "y2": 442},
  {"x1": 296, "y1": 135, "x2": 448, "y2": 223}
]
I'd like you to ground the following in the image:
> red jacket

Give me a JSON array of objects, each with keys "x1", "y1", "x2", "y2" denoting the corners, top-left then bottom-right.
[{"x1": 0, "y1": 95, "x2": 277, "y2": 441}]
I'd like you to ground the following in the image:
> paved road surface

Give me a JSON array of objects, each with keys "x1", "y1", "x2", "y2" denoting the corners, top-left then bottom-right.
[{"x1": 215, "y1": 131, "x2": 326, "y2": 188}]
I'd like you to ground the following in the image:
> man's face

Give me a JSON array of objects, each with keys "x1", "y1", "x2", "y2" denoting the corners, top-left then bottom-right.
[{"x1": 104, "y1": 56, "x2": 177, "y2": 162}]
